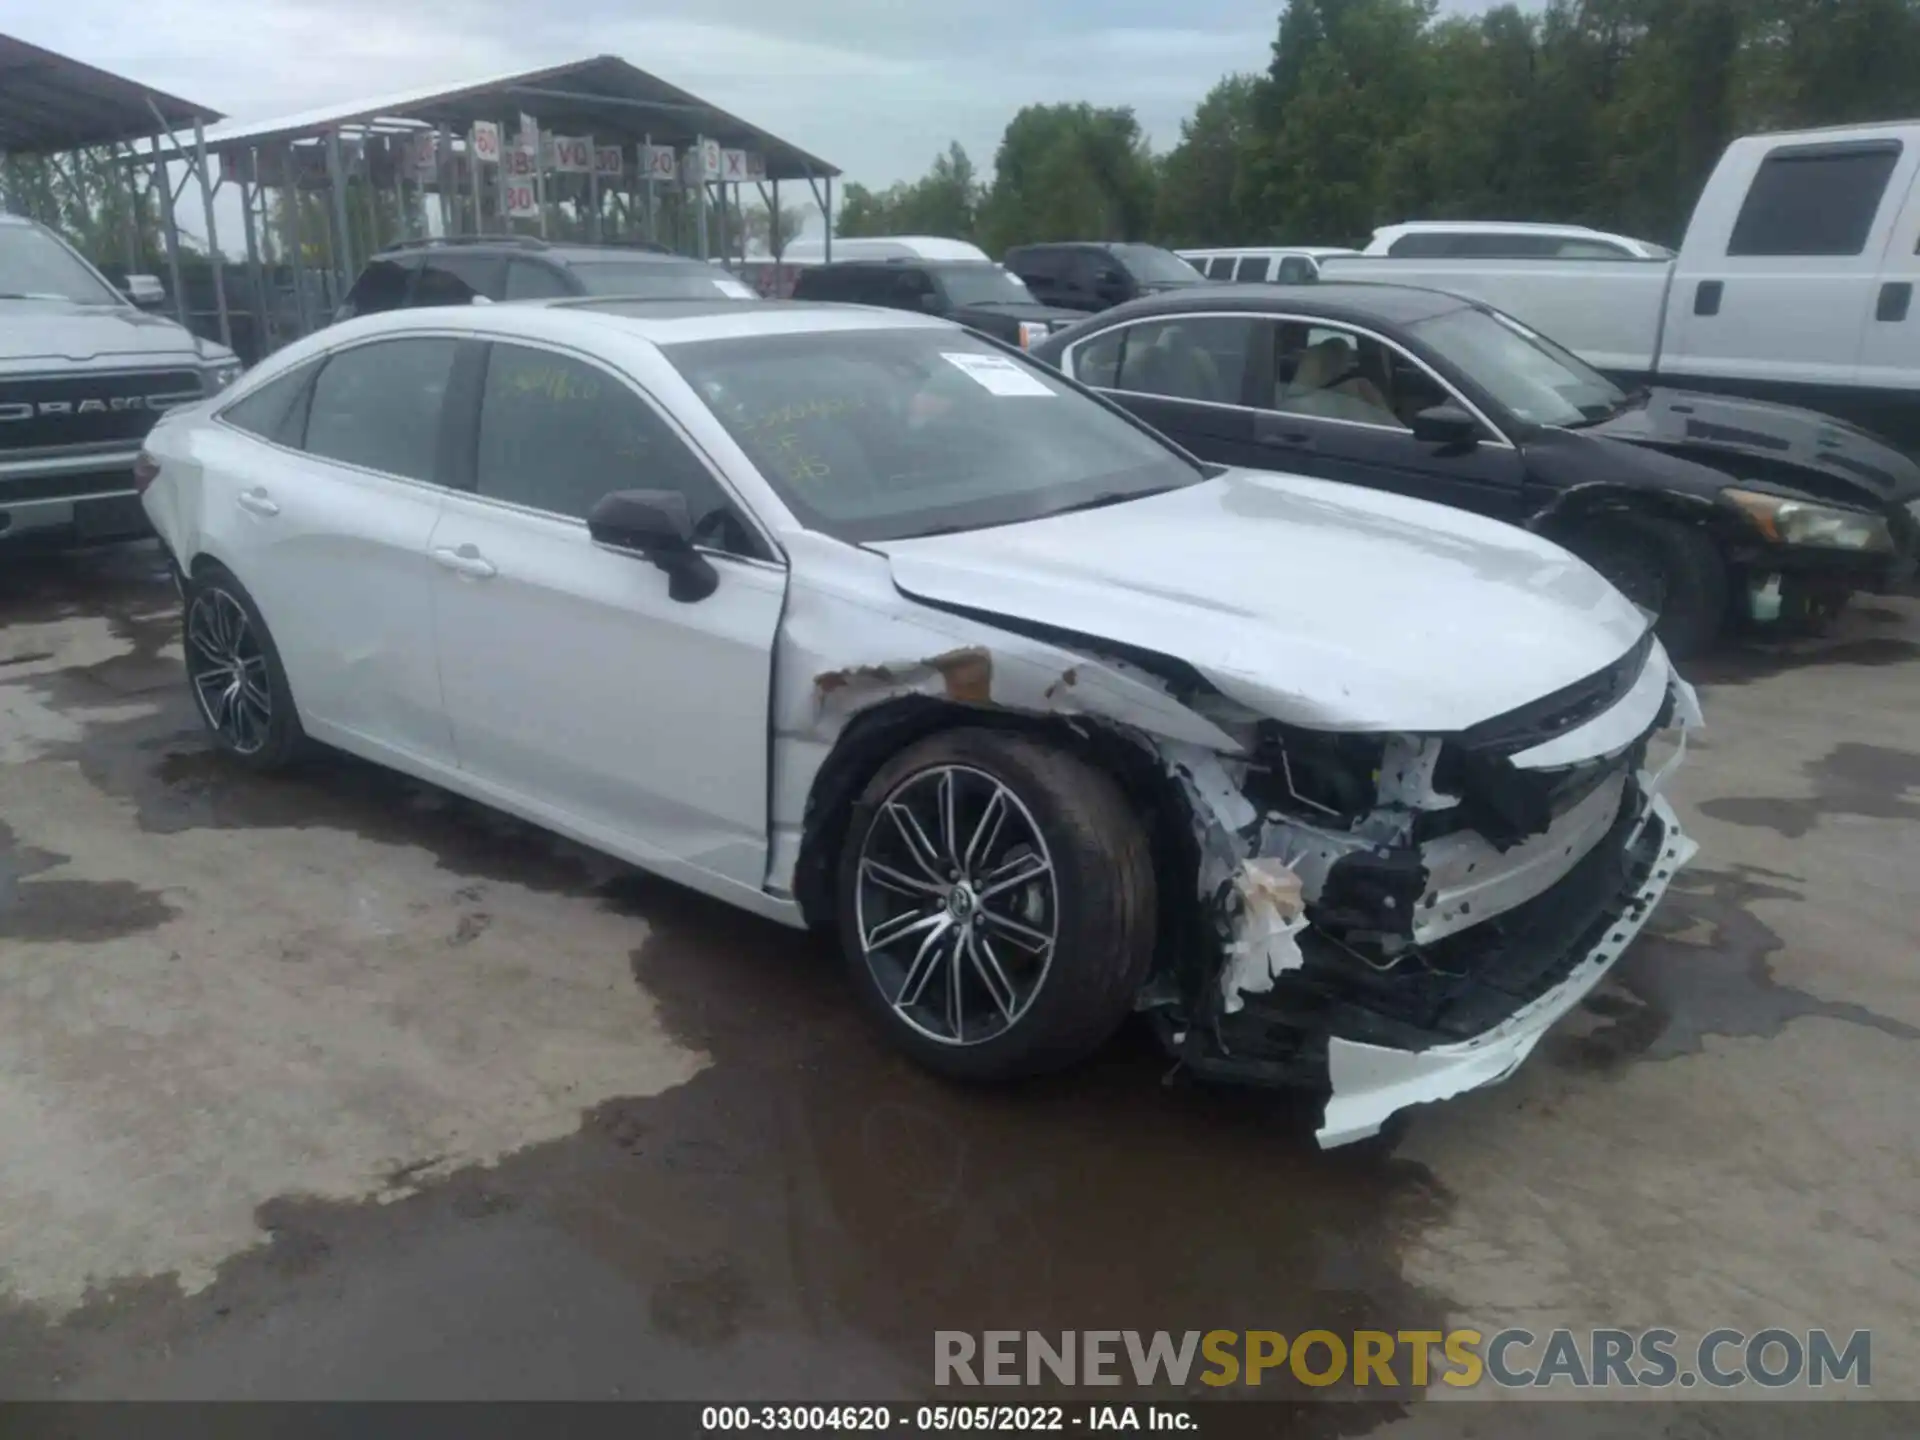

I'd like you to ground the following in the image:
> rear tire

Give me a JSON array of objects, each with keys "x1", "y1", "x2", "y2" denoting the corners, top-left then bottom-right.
[
  {"x1": 835, "y1": 727, "x2": 1156, "y2": 1082},
  {"x1": 181, "y1": 561, "x2": 308, "y2": 772},
  {"x1": 1561, "y1": 513, "x2": 1729, "y2": 660}
]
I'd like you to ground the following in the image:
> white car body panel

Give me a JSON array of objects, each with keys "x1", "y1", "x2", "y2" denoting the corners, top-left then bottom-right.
[
  {"x1": 872, "y1": 470, "x2": 1649, "y2": 733},
  {"x1": 138, "y1": 299, "x2": 1701, "y2": 1150}
]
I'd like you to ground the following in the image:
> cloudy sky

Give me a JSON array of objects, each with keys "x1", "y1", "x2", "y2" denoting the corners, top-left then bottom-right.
[{"x1": 13, "y1": 0, "x2": 1505, "y2": 195}]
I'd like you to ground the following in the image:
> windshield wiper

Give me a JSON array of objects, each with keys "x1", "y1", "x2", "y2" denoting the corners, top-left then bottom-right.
[
  {"x1": 0, "y1": 292, "x2": 71, "y2": 301},
  {"x1": 1567, "y1": 386, "x2": 1651, "y2": 427},
  {"x1": 1044, "y1": 484, "x2": 1187, "y2": 518}
]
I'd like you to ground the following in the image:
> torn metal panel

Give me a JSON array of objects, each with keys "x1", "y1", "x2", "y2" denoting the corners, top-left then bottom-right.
[
  {"x1": 1317, "y1": 796, "x2": 1699, "y2": 1148},
  {"x1": 1508, "y1": 641, "x2": 1680, "y2": 770},
  {"x1": 1218, "y1": 858, "x2": 1309, "y2": 1014}
]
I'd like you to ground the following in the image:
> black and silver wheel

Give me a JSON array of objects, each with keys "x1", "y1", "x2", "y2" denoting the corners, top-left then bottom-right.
[
  {"x1": 1562, "y1": 513, "x2": 1730, "y2": 660},
  {"x1": 836, "y1": 728, "x2": 1155, "y2": 1081},
  {"x1": 181, "y1": 563, "x2": 306, "y2": 770}
]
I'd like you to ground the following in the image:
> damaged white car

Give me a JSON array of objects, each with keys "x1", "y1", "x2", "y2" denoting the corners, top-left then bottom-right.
[{"x1": 136, "y1": 299, "x2": 1701, "y2": 1147}]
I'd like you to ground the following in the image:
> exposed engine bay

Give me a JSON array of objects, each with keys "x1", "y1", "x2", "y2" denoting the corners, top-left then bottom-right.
[{"x1": 1148, "y1": 630, "x2": 1701, "y2": 1146}]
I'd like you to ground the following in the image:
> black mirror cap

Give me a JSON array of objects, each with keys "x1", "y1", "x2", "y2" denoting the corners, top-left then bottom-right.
[
  {"x1": 1411, "y1": 403, "x2": 1481, "y2": 447},
  {"x1": 588, "y1": 489, "x2": 718, "y2": 602}
]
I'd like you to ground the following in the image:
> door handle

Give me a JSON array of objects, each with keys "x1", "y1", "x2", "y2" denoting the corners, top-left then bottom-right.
[
  {"x1": 431, "y1": 544, "x2": 497, "y2": 579},
  {"x1": 1258, "y1": 427, "x2": 1316, "y2": 450},
  {"x1": 1877, "y1": 281, "x2": 1912, "y2": 322},
  {"x1": 236, "y1": 488, "x2": 280, "y2": 517}
]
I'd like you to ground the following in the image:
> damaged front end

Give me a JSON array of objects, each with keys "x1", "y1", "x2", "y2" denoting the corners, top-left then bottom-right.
[{"x1": 1153, "y1": 631, "x2": 1702, "y2": 1148}]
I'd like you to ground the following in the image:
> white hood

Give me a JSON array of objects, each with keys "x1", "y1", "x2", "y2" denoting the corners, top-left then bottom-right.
[
  {"x1": 872, "y1": 470, "x2": 1650, "y2": 732},
  {"x1": 0, "y1": 299, "x2": 200, "y2": 364}
]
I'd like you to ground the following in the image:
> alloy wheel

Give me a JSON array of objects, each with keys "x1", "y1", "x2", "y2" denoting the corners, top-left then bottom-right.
[
  {"x1": 185, "y1": 586, "x2": 273, "y2": 755},
  {"x1": 854, "y1": 764, "x2": 1059, "y2": 1047}
]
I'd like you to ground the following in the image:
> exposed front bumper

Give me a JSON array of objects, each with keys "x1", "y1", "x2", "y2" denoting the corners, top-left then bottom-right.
[{"x1": 1317, "y1": 793, "x2": 1696, "y2": 1147}]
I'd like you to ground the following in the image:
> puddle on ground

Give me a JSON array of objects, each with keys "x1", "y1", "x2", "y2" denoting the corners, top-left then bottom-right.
[
  {"x1": 1698, "y1": 742, "x2": 1920, "y2": 839},
  {"x1": 1560, "y1": 863, "x2": 1918, "y2": 1070}
]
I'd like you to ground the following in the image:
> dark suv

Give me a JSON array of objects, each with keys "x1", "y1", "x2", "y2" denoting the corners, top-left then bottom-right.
[
  {"x1": 333, "y1": 236, "x2": 756, "y2": 321},
  {"x1": 791, "y1": 260, "x2": 1080, "y2": 348},
  {"x1": 1002, "y1": 242, "x2": 1205, "y2": 313}
]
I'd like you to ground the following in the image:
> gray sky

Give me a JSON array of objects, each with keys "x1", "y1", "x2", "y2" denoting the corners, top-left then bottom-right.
[{"x1": 10, "y1": 0, "x2": 1506, "y2": 193}]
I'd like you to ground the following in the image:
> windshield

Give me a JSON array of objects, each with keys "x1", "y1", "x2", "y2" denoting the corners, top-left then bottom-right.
[
  {"x1": 935, "y1": 265, "x2": 1037, "y2": 307},
  {"x1": 567, "y1": 262, "x2": 757, "y2": 301},
  {"x1": 1108, "y1": 244, "x2": 1204, "y2": 284},
  {"x1": 1408, "y1": 305, "x2": 1625, "y2": 427},
  {"x1": 0, "y1": 225, "x2": 122, "y2": 304},
  {"x1": 667, "y1": 328, "x2": 1202, "y2": 542}
]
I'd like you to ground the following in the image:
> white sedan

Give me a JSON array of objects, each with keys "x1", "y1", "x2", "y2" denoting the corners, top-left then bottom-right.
[{"x1": 135, "y1": 298, "x2": 1701, "y2": 1147}]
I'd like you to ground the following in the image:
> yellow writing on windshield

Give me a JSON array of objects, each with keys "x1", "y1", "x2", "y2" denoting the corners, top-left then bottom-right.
[
  {"x1": 745, "y1": 395, "x2": 865, "y2": 432},
  {"x1": 504, "y1": 364, "x2": 602, "y2": 403}
]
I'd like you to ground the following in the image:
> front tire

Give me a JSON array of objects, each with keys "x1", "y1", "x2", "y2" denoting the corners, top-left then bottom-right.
[
  {"x1": 835, "y1": 728, "x2": 1156, "y2": 1082},
  {"x1": 1562, "y1": 513, "x2": 1730, "y2": 660},
  {"x1": 181, "y1": 562, "x2": 307, "y2": 771}
]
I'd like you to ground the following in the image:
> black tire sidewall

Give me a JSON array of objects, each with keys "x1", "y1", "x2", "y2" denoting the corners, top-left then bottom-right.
[
  {"x1": 1569, "y1": 514, "x2": 1729, "y2": 660},
  {"x1": 183, "y1": 562, "x2": 306, "y2": 770},
  {"x1": 834, "y1": 727, "x2": 1155, "y2": 1083}
]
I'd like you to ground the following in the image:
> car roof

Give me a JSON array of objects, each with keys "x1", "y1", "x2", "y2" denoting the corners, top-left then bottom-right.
[
  {"x1": 370, "y1": 239, "x2": 698, "y2": 266},
  {"x1": 1087, "y1": 281, "x2": 1472, "y2": 327},
  {"x1": 436, "y1": 296, "x2": 950, "y2": 344}
]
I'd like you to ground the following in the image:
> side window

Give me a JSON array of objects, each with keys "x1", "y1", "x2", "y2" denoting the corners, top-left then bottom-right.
[
  {"x1": 220, "y1": 360, "x2": 319, "y2": 446},
  {"x1": 891, "y1": 269, "x2": 936, "y2": 309},
  {"x1": 1233, "y1": 256, "x2": 1270, "y2": 282},
  {"x1": 304, "y1": 338, "x2": 458, "y2": 481},
  {"x1": 1111, "y1": 317, "x2": 1258, "y2": 405},
  {"x1": 474, "y1": 343, "x2": 750, "y2": 551},
  {"x1": 1555, "y1": 239, "x2": 1632, "y2": 259},
  {"x1": 1270, "y1": 324, "x2": 1411, "y2": 429},
  {"x1": 1203, "y1": 257, "x2": 1235, "y2": 280},
  {"x1": 1070, "y1": 327, "x2": 1126, "y2": 388},
  {"x1": 414, "y1": 251, "x2": 506, "y2": 306},
  {"x1": 505, "y1": 259, "x2": 572, "y2": 300},
  {"x1": 1277, "y1": 256, "x2": 1317, "y2": 284},
  {"x1": 1728, "y1": 143, "x2": 1901, "y2": 257},
  {"x1": 1387, "y1": 233, "x2": 1458, "y2": 258},
  {"x1": 341, "y1": 258, "x2": 416, "y2": 318}
]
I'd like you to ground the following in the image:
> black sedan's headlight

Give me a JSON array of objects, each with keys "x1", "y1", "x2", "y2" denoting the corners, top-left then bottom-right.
[{"x1": 1723, "y1": 487, "x2": 1893, "y2": 552}]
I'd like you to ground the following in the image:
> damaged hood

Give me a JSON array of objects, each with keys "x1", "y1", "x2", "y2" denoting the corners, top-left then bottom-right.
[{"x1": 873, "y1": 470, "x2": 1651, "y2": 732}]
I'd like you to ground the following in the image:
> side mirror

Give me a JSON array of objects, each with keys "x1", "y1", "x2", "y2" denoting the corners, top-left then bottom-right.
[
  {"x1": 122, "y1": 274, "x2": 166, "y2": 308},
  {"x1": 587, "y1": 489, "x2": 719, "y2": 603},
  {"x1": 1411, "y1": 403, "x2": 1481, "y2": 449},
  {"x1": 470, "y1": 294, "x2": 494, "y2": 306}
]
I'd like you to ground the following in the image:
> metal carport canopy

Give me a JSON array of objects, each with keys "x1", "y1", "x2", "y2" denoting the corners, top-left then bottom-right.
[
  {"x1": 166, "y1": 54, "x2": 839, "y2": 180},
  {"x1": 0, "y1": 31, "x2": 221, "y2": 153}
]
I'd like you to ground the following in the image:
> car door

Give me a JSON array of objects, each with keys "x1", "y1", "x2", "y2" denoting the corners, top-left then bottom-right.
[
  {"x1": 1063, "y1": 314, "x2": 1266, "y2": 458},
  {"x1": 1253, "y1": 319, "x2": 1526, "y2": 518},
  {"x1": 426, "y1": 337, "x2": 786, "y2": 889},
  {"x1": 207, "y1": 335, "x2": 458, "y2": 763}
]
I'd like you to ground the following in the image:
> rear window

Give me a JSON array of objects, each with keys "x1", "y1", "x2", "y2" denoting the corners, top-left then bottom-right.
[
  {"x1": 565, "y1": 261, "x2": 757, "y2": 300},
  {"x1": 1728, "y1": 143, "x2": 1901, "y2": 257}
]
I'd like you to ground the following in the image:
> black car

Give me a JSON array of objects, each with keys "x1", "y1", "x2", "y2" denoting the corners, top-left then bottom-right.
[
  {"x1": 333, "y1": 236, "x2": 754, "y2": 321},
  {"x1": 791, "y1": 259, "x2": 1080, "y2": 349},
  {"x1": 1033, "y1": 284, "x2": 1920, "y2": 657},
  {"x1": 1002, "y1": 242, "x2": 1205, "y2": 314}
]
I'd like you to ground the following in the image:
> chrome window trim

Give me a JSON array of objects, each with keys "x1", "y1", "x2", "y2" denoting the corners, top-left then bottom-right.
[{"x1": 1059, "y1": 309, "x2": 1517, "y2": 449}]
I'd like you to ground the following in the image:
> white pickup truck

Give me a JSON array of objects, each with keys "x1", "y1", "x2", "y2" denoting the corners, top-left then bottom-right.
[{"x1": 1318, "y1": 121, "x2": 1920, "y2": 448}]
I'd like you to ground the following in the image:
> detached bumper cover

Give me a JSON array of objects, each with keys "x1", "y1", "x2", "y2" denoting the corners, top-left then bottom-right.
[{"x1": 1317, "y1": 793, "x2": 1696, "y2": 1148}]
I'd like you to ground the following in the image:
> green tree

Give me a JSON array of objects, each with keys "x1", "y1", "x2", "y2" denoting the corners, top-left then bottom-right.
[
  {"x1": 835, "y1": 143, "x2": 983, "y2": 240},
  {"x1": 1152, "y1": 75, "x2": 1262, "y2": 246}
]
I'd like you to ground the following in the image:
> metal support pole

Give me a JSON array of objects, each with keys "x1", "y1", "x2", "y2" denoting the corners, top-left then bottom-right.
[
  {"x1": 528, "y1": 116, "x2": 549, "y2": 238},
  {"x1": 286, "y1": 143, "x2": 313, "y2": 336},
  {"x1": 587, "y1": 132, "x2": 600, "y2": 243},
  {"x1": 118, "y1": 147, "x2": 141, "y2": 273},
  {"x1": 240, "y1": 158, "x2": 269, "y2": 357},
  {"x1": 149, "y1": 134, "x2": 189, "y2": 329},
  {"x1": 325, "y1": 129, "x2": 353, "y2": 300},
  {"x1": 193, "y1": 119, "x2": 232, "y2": 349},
  {"x1": 825, "y1": 175, "x2": 834, "y2": 264},
  {"x1": 642, "y1": 134, "x2": 656, "y2": 245},
  {"x1": 437, "y1": 126, "x2": 453, "y2": 236},
  {"x1": 694, "y1": 136, "x2": 709, "y2": 260}
]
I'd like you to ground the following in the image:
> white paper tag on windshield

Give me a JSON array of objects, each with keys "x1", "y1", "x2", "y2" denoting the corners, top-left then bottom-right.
[
  {"x1": 713, "y1": 278, "x2": 756, "y2": 299},
  {"x1": 942, "y1": 352, "x2": 1056, "y2": 397}
]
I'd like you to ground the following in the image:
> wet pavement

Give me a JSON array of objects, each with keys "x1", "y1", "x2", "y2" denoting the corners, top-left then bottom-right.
[{"x1": 1, "y1": 545, "x2": 1916, "y2": 1428}]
